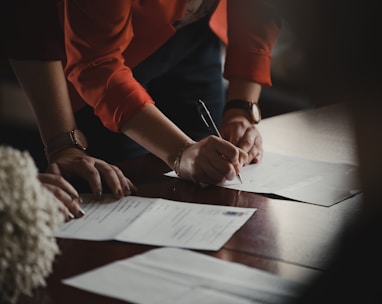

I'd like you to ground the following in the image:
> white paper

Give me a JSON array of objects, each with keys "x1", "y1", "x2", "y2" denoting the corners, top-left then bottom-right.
[
  {"x1": 165, "y1": 151, "x2": 361, "y2": 206},
  {"x1": 63, "y1": 247, "x2": 305, "y2": 304},
  {"x1": 54, "y1": 196, "x2": 256, "y2": 251}
]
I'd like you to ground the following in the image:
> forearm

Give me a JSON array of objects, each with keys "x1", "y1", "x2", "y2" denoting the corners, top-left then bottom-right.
[
  {"x1": 9, "y1": 60, "x2": 136, "y2": 200},
  {"x1": 120, "y1": 103, "x2": 194, "y2": 169},
  {"x1": 9, "y1": 59, "x2": 77, "y2": 145},
  {"x1": 226, "y1": 77, "x2": 262, "y2": 102}
]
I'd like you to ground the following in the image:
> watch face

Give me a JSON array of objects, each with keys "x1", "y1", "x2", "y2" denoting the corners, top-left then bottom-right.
[
  {"x1": 251, "y1": 103, "x2": 261, "y2": 123},
  {"x1": 72, "y1": 129, "x2": 88, "y2": 150},
  {"x1": 224, "y1": 99, "x2": 261, "y2": 124}
]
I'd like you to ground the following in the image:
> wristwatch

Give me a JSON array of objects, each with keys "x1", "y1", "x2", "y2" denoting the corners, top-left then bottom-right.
[
  {"x1": 223, "y1": 99, "x2": 261, "y2": 124},
  {"x1": 44, "y1": 129, "x2": 88, "y2": 156}
]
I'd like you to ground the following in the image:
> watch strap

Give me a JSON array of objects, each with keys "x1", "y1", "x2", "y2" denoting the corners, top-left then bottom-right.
[
  {"x1": 223, "y1": 99, "x2": 261, "y2": 124},
  {"x1": 44, "y1": 129, "x2": 87, "y2": 156}
]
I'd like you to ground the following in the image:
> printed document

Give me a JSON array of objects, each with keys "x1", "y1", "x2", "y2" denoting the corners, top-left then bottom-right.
[
  {"x1": 63, "y1": 247, "x2": 305, "y2": 304},
  {"x1": 54, "y1": 196, "x2": 256, "y2": 251}
]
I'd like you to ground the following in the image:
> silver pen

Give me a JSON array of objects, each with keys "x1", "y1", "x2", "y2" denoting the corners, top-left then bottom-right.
[{"x1": 196, "y1": 99, "x2": 243, "y2": 184}]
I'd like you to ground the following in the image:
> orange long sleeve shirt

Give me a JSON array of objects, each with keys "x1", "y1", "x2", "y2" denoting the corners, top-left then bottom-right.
[{"x1": 7, "y1": 0, "x2": 281, "y2": 133}]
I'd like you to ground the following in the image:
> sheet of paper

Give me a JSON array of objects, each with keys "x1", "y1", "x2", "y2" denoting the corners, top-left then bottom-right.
[
  {"x1": 165, "y1": 151, "x2": 361, "y2": 206},
  {"x1": 63, "y1": 247, "x2": 305, "y2": 304},
  {"x1": 54, "y1": 196, "x2": 256, "y2": 251}
]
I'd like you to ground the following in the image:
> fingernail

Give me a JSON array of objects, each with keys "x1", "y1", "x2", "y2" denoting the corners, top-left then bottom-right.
[
  {"x1": 95, "y1": 191, "x2": 103, "y2": 200},
  {"x1": 124, "y1": 185, "x2": 131, "y2": 193},
  {"x1": 78, "y1": 208, "x2": 86, "y2": 216},
  {"x1": 68, "y1": 212, "x2": 75, "y2": 219},
  {"x1": 117, "y1": 188, "x2": 123, "y2": 197}
]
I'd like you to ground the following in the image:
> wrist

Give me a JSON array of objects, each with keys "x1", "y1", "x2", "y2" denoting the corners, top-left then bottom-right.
[
  {"x1": 173, "y1": 141, "x2": 195, "y2": 177},
  {"x1": 46, "y1": 146, "x2": 87, "y2": 163},
  {"x1": 223, "y1": 108, "x2": 252, "y2": 124},
  {"x1": 223, "y1": 99, "x2": 261, "y2": 124},
  {"x1": 44, "y1": 129, "x2": 88, "y2": 160}
]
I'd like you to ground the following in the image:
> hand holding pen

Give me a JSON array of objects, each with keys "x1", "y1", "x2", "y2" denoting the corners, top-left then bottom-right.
[{"x1": 197, "y1": 99, "x2": 245, "y2": 184}]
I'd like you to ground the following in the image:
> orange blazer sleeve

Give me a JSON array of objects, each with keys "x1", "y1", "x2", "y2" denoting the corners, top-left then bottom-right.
[
  {"x1": 63, "y1": 0, "x2": 154, "y2": 132},
  {"x1": 63, "y1": 0, "x2": 280, "y2": 132},
  {"x1": 221, "y1": 0, "x2": 281, "y2": 87}
]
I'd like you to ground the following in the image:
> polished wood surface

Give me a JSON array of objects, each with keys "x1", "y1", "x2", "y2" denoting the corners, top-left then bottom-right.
[
  {"x1": 21, "y1": 103, "x2": 361, "y2": 304},
  {"x1": 258, "y1": 102, "x2": 358, "y2": 165}
]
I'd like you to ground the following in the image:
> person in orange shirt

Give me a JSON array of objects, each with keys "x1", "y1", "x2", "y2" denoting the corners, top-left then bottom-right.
[
  {"x1": 6, "y1": 0, "x2": 281, "y2": 186},
  {"x1": 61, "y1": 0, "x2": 281, "y2": 184}
]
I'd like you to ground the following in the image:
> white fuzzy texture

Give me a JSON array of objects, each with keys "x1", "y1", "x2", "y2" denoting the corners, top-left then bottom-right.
[{"x1": 0, "y1": 145, "x2": 63, "y2": 303}]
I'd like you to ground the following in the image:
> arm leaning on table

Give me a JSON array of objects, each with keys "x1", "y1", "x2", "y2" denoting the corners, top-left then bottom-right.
[
  {"x1": 9, "y1": 60, "x2": 137, "y2": 212},
  {"x1": 61, "y1": 0, "x2": 281, "y2": 185},
  {"x1": 2, "y1": 0, "x2": 135, "y2": 220}
]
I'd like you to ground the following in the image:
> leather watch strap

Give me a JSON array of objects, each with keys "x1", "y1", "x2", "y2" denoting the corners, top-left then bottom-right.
[
  {"x1": 44, "y1": 129, "x2": 88, "y2": 156},
  {"x1": 223, "y1": 99, "x2": 261, "y2": 124}
]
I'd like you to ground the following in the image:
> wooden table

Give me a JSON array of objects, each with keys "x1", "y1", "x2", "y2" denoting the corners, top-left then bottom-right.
[{"x1": 22, "y1": 103, "x2": 362, "y2": 304}]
